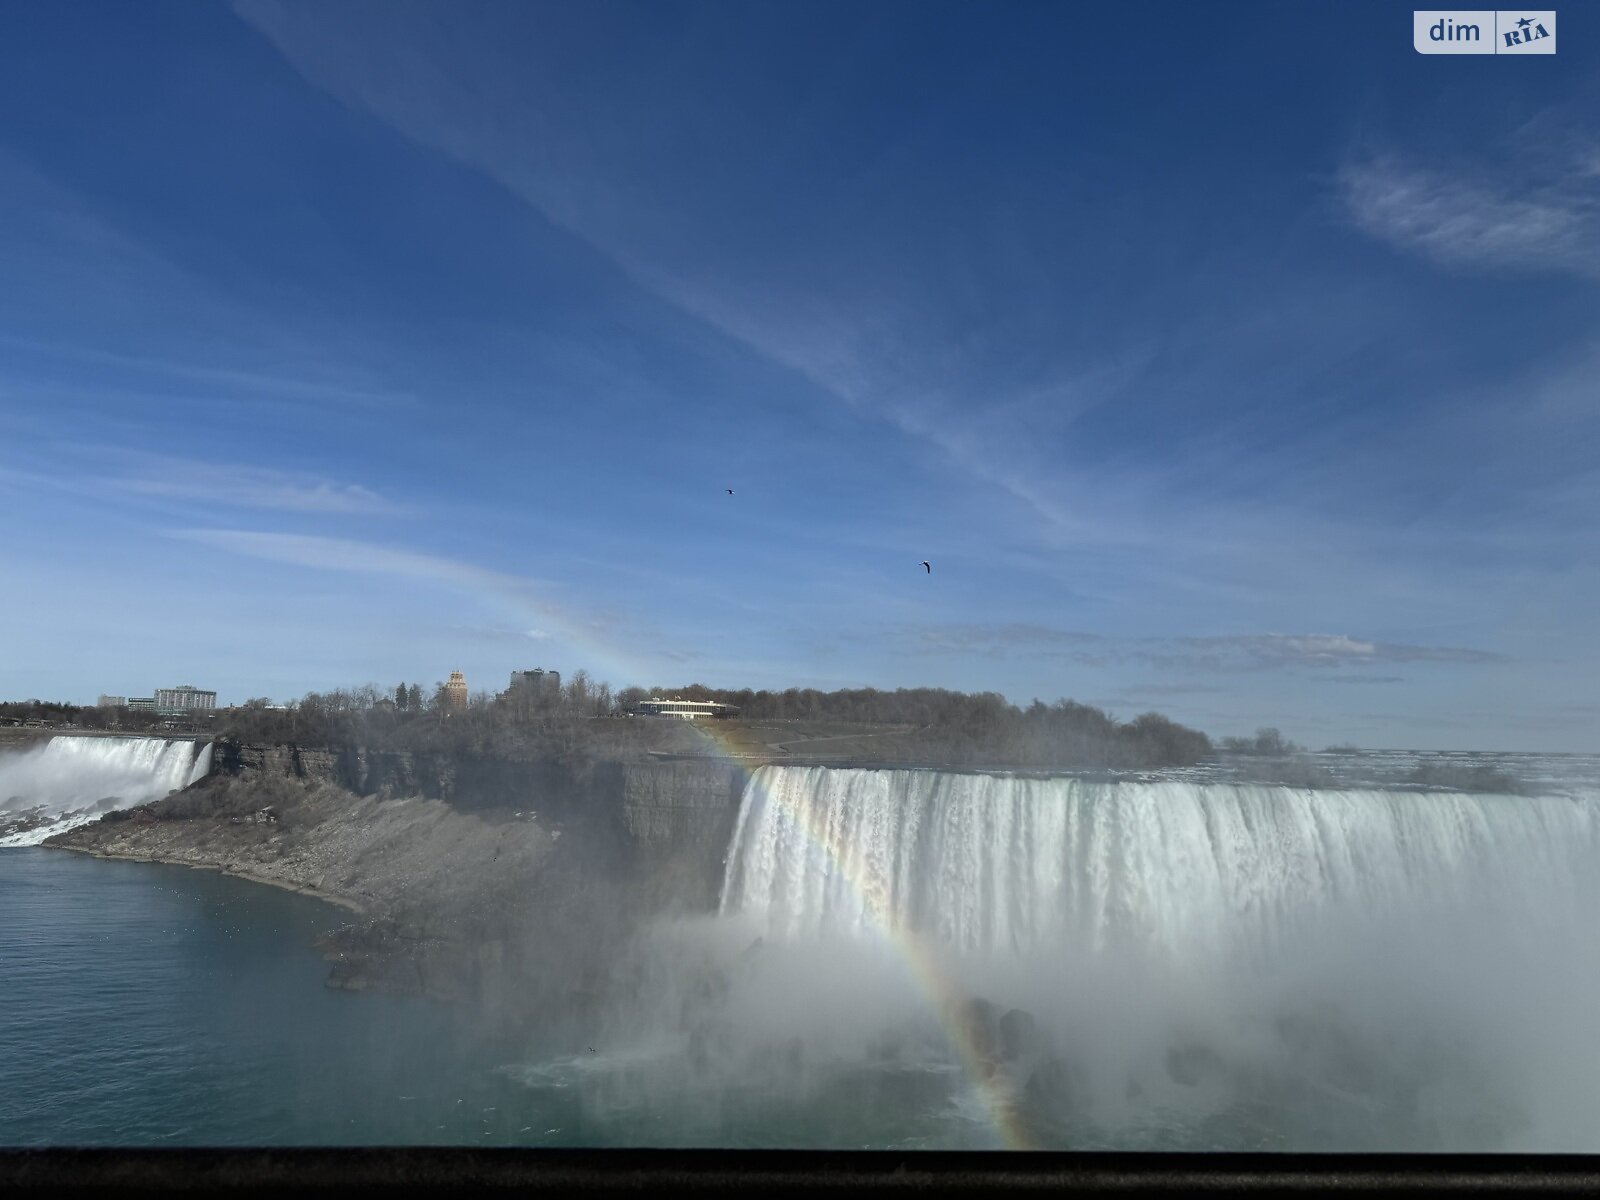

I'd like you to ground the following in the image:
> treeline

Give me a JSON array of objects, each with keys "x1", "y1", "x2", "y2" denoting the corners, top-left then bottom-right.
[
  {"x1": 0, "y1": 699, "x2": 81, "y2": 723},
  {"x1": 2, "y1": 674, "x2": 1216, "y2": 770},
  {"x1": 215, "y1": 671, "x2": 638, "y2": 763},
  {"x1": 638, "y1": 684, "x2": 1213, "y2": 768},
  {"x1": 209, "y1": 677, "x2": 1213, "y2": 768},
  {"x1": 846, "y1": 700, "x2": 1212, "y2": 769},
  {"x1": 620, "y1": 684, "x2": 1016, "y2": 725},
  {"x1": 1218, "y1": 727, "x2": 1302, "y2": 756},
  {"x1": 0, "y1": 699, "x2": 166, "y2": 732}
]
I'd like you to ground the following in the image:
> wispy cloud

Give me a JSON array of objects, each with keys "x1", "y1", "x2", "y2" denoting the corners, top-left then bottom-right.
[
  {"x1": 1115, "y1": 683, "x2": 1227, "y2": 697},
  {"x1": 891, "y1": 625, "x2": 1501, "y2": 673},
  {"x1": 1152, "y1": 633, "x2": 1503, "y2": 672},
  {"x1": 4, "y1": 446, "x2": 403, "y2": 516},
  {"x1": 117, "y1": 465, "x2": 400, "y2": 515},
  {"x1": 165, "y1": 530, "x2": 658, "y2": 665},
  {"x1": 1340, "y1": 153, "x2": 1600, "y2": 278},
  {"x1": 2, "y1": 335, "x2": 414, "y2": 410},
  {"x1": 168, "y1": 529, "x2": 539, "y2": 594},
  {"x1": 911, "y1": 623, "x2": 1104, "y2": 657},
  {"x1": 446, "y1": 623, "x2": 555, "y2": 643},
  {"x1": 228, "y1": 2, "x2": 1146, "y2": 544}
]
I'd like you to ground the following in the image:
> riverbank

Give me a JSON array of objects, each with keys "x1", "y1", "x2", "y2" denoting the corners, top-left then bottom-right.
[
  {"x1": 49, "y1": 842, "x2": 367, "y2": 912},
  {"x1": 40, "y1": 756, "x2": 705, "y2": 1019}
]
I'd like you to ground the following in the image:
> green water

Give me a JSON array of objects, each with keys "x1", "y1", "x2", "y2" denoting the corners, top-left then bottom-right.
[
  {"x1": 0, "y1": 846, "x2": 1555, "y2": 1150},
  {"x1": 0, "y1": 849, "x2": 559, "y2": 1146},
  {"x1": 0, "y1": 849, "x2": 999, "y2": 1148}
]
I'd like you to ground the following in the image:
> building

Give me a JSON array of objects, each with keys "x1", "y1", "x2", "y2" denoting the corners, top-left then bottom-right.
[
  {"x1": 97, "y1": 695, "x2": 126, "y2": 708},
  {"x1": 444, "y1": 670, "x2": 468, "y2": 711},
  {"x1": 630, "y1": 697, "x2": 740, "y2": 720},
  {"x1": 508, "y1": 668, "x2": 561, "y2": 694},
  {"x1": 155, "y1": 685, "x2": 217, "y2": 716},
  {"x1": 127, "y1": 697, "x2": 157, "y2": 712}
]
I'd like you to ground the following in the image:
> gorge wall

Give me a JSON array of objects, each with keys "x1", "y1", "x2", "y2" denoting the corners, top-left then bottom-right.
[
  {"x1": 208, "y1": 741, "x2": 746, "y2": 884},
  {"x1": 44, "y1": 739, "x2": 752, "y2": 1012}
]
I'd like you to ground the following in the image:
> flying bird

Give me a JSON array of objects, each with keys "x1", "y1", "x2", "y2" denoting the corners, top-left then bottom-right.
[
  {"x1": 921, "y1": 561, "x2": 931, "y2": 574},
  {"x1": 726, "y1": 489, "x2": 734, "y2": 495}
]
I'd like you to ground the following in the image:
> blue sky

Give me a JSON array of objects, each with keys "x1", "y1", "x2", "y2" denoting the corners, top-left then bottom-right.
[{"x1": 1, "y1": 1, "x2": 1596, "y2": 750}]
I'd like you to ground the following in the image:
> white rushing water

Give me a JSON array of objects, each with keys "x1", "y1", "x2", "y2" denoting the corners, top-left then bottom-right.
[
  {"x1": 0, "y1": 736, "x2": 213, "y2": 847},
  {"x1": 721, "y1": 767, "x2": 1600, "y2": 960},
  {"x1": 633, "y1": 764, "x2": 1600, "y2": 1149}
]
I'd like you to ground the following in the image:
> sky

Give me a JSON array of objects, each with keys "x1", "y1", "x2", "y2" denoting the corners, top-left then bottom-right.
[{"x1": 0, "y1": 1, "x2": 1596, "y2": 751}]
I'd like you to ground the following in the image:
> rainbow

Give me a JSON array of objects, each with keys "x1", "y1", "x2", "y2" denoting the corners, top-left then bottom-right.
[
  {"x1": 431, "y1": 567, "x2": 1038, "y2": 1145},
  {"x1": 688, "y1": 719, "x2": 1040, "y2": 1151}
]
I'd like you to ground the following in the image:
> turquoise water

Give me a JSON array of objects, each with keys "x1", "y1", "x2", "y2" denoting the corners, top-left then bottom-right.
[
  {"x1": 0, "y1": 849, "x2": 558, "y2": 1147},
  {"x1": 0, "y1": 849, "x2": 993, "y2": 1149},
  {"x1": 9, "y1": 756, "x2": 1599, "y2": 1153}
]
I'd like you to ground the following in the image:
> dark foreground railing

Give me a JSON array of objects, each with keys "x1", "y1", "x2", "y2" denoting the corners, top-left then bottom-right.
[{"x1": 5, "y1": 1150, "x2": 1600, "y2": 1197}]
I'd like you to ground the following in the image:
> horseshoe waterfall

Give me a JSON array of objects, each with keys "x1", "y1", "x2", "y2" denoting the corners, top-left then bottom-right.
[{"x1": 596, "y1": 764, "x2": 1600, "y2": 1151}]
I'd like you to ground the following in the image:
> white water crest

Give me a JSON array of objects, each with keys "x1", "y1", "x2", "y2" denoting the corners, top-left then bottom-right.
[
  {"x1": 721, "y1": 767, "x2": 1600, "y2": 960},
  {"x1": 601, "y1": 764, "x2": 1600, "y2": 1150},
  {"x1": 0, "y1": 736, "x2": 213, "y2": 847}
]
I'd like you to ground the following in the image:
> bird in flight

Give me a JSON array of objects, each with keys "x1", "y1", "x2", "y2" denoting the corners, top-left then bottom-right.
[
  {"x1": 726, "y1": 488, "x2": 734, "y2": 495},
  {"x1": 921, "y1": 561, "x2": 931, "y2": 574}
]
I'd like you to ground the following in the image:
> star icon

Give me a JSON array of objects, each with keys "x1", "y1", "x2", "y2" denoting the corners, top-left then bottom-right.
[{"x1": 1516, "y1": 15, "x2": 1533, "y2": 28}]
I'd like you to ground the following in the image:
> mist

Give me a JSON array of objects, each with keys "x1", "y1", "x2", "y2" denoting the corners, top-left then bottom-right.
[
  {"x1": 560, "y1": 766, "x2": 1600, "y2": 1150},
  {"x1": 0, "y1": 737, "x2": 211, "y2": 846}
]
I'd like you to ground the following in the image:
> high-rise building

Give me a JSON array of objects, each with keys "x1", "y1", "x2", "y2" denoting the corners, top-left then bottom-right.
[
  {"x1": 508, "y1": 668, "x2": 560, "y2": 694},
  {"x1": 154, "y1": 685, "x2": 217, "y2": 716},
  {"x1": 444, "y1": 670, "x2": 468, "y2": 710},
  {"x1": 97, "y1": 695, "x2": 126, "y2": 708}
]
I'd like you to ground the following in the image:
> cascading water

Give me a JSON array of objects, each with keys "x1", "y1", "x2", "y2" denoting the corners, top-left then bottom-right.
[
  {"x1": 0, "y1": 736, "x2": 213, "y2": 847},
  {"x1": 573, "y1": 762, "x2": 1600, "y2": 1150},
  {"x1": 720, "y1": 767, "x2": 1598, "y2": 963}
]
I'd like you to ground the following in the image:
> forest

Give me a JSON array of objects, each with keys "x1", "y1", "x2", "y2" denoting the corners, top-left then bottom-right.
[{"x1": 5, "y1": 673, "x2": 1216, "y2": 770}]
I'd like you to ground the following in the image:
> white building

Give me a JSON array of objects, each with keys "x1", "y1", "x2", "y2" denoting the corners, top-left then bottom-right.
[
  {"x1": 630, "y1": 697, "x2": 739, "y2": 720},
  {"x1": 154, "y1": 685, "x2": 217, "y2": 715}
]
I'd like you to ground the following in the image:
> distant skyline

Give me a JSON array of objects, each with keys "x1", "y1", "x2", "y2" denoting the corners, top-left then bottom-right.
[{"x1": 1, "y1": 2, "x2": 1596, "y2": 751}]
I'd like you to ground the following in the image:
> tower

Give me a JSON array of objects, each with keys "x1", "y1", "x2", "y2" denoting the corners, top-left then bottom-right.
[{"x1": 445, "y1": 670, "x2": 468, "y2": 711}]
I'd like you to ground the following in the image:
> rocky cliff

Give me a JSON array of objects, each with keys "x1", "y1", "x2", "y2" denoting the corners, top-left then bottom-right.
[{"x1": 46, "y1": 741, "x2": 751, "y2": 1022}]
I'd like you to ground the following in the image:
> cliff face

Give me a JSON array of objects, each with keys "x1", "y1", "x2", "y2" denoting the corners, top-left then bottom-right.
[
  {"x1": 618, "y1": 760, "x2": 745, "y2": 846},
  {"x1": 615, "y1": 760, "x2": 747, "y2": 910},
  {"x1": 208, "y1": 741, "x2": 746, "y2": 862},
  {"x1": 213, "y1": 741, "x2": 593, "y2": 813},
  {"x1": 47, "y1": 742, "x2": 753, "y2": 1016}
]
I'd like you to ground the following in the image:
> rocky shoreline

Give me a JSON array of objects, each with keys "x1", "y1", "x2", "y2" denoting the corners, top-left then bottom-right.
[
  {"x1": 48, "y1": 842, "x2": 367, "y2": 913},
  {"x1": 41, "y1": 745, "x2": 747, "y2": 1022}
]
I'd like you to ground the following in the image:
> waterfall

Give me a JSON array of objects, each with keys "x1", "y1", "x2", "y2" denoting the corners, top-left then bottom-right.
[
  {"x1": 187, "y1": 740, "x2": 214, "y2": 787},
  {"x1": 720, "y1": 766, "x2": 1600, "y2": 961},
  {"x1": 659, "y1": 764, "x2": 1600, "y2": 1149},
  {"x1": 0, "y1": 736, "x2": 213, "y2": 847}
]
